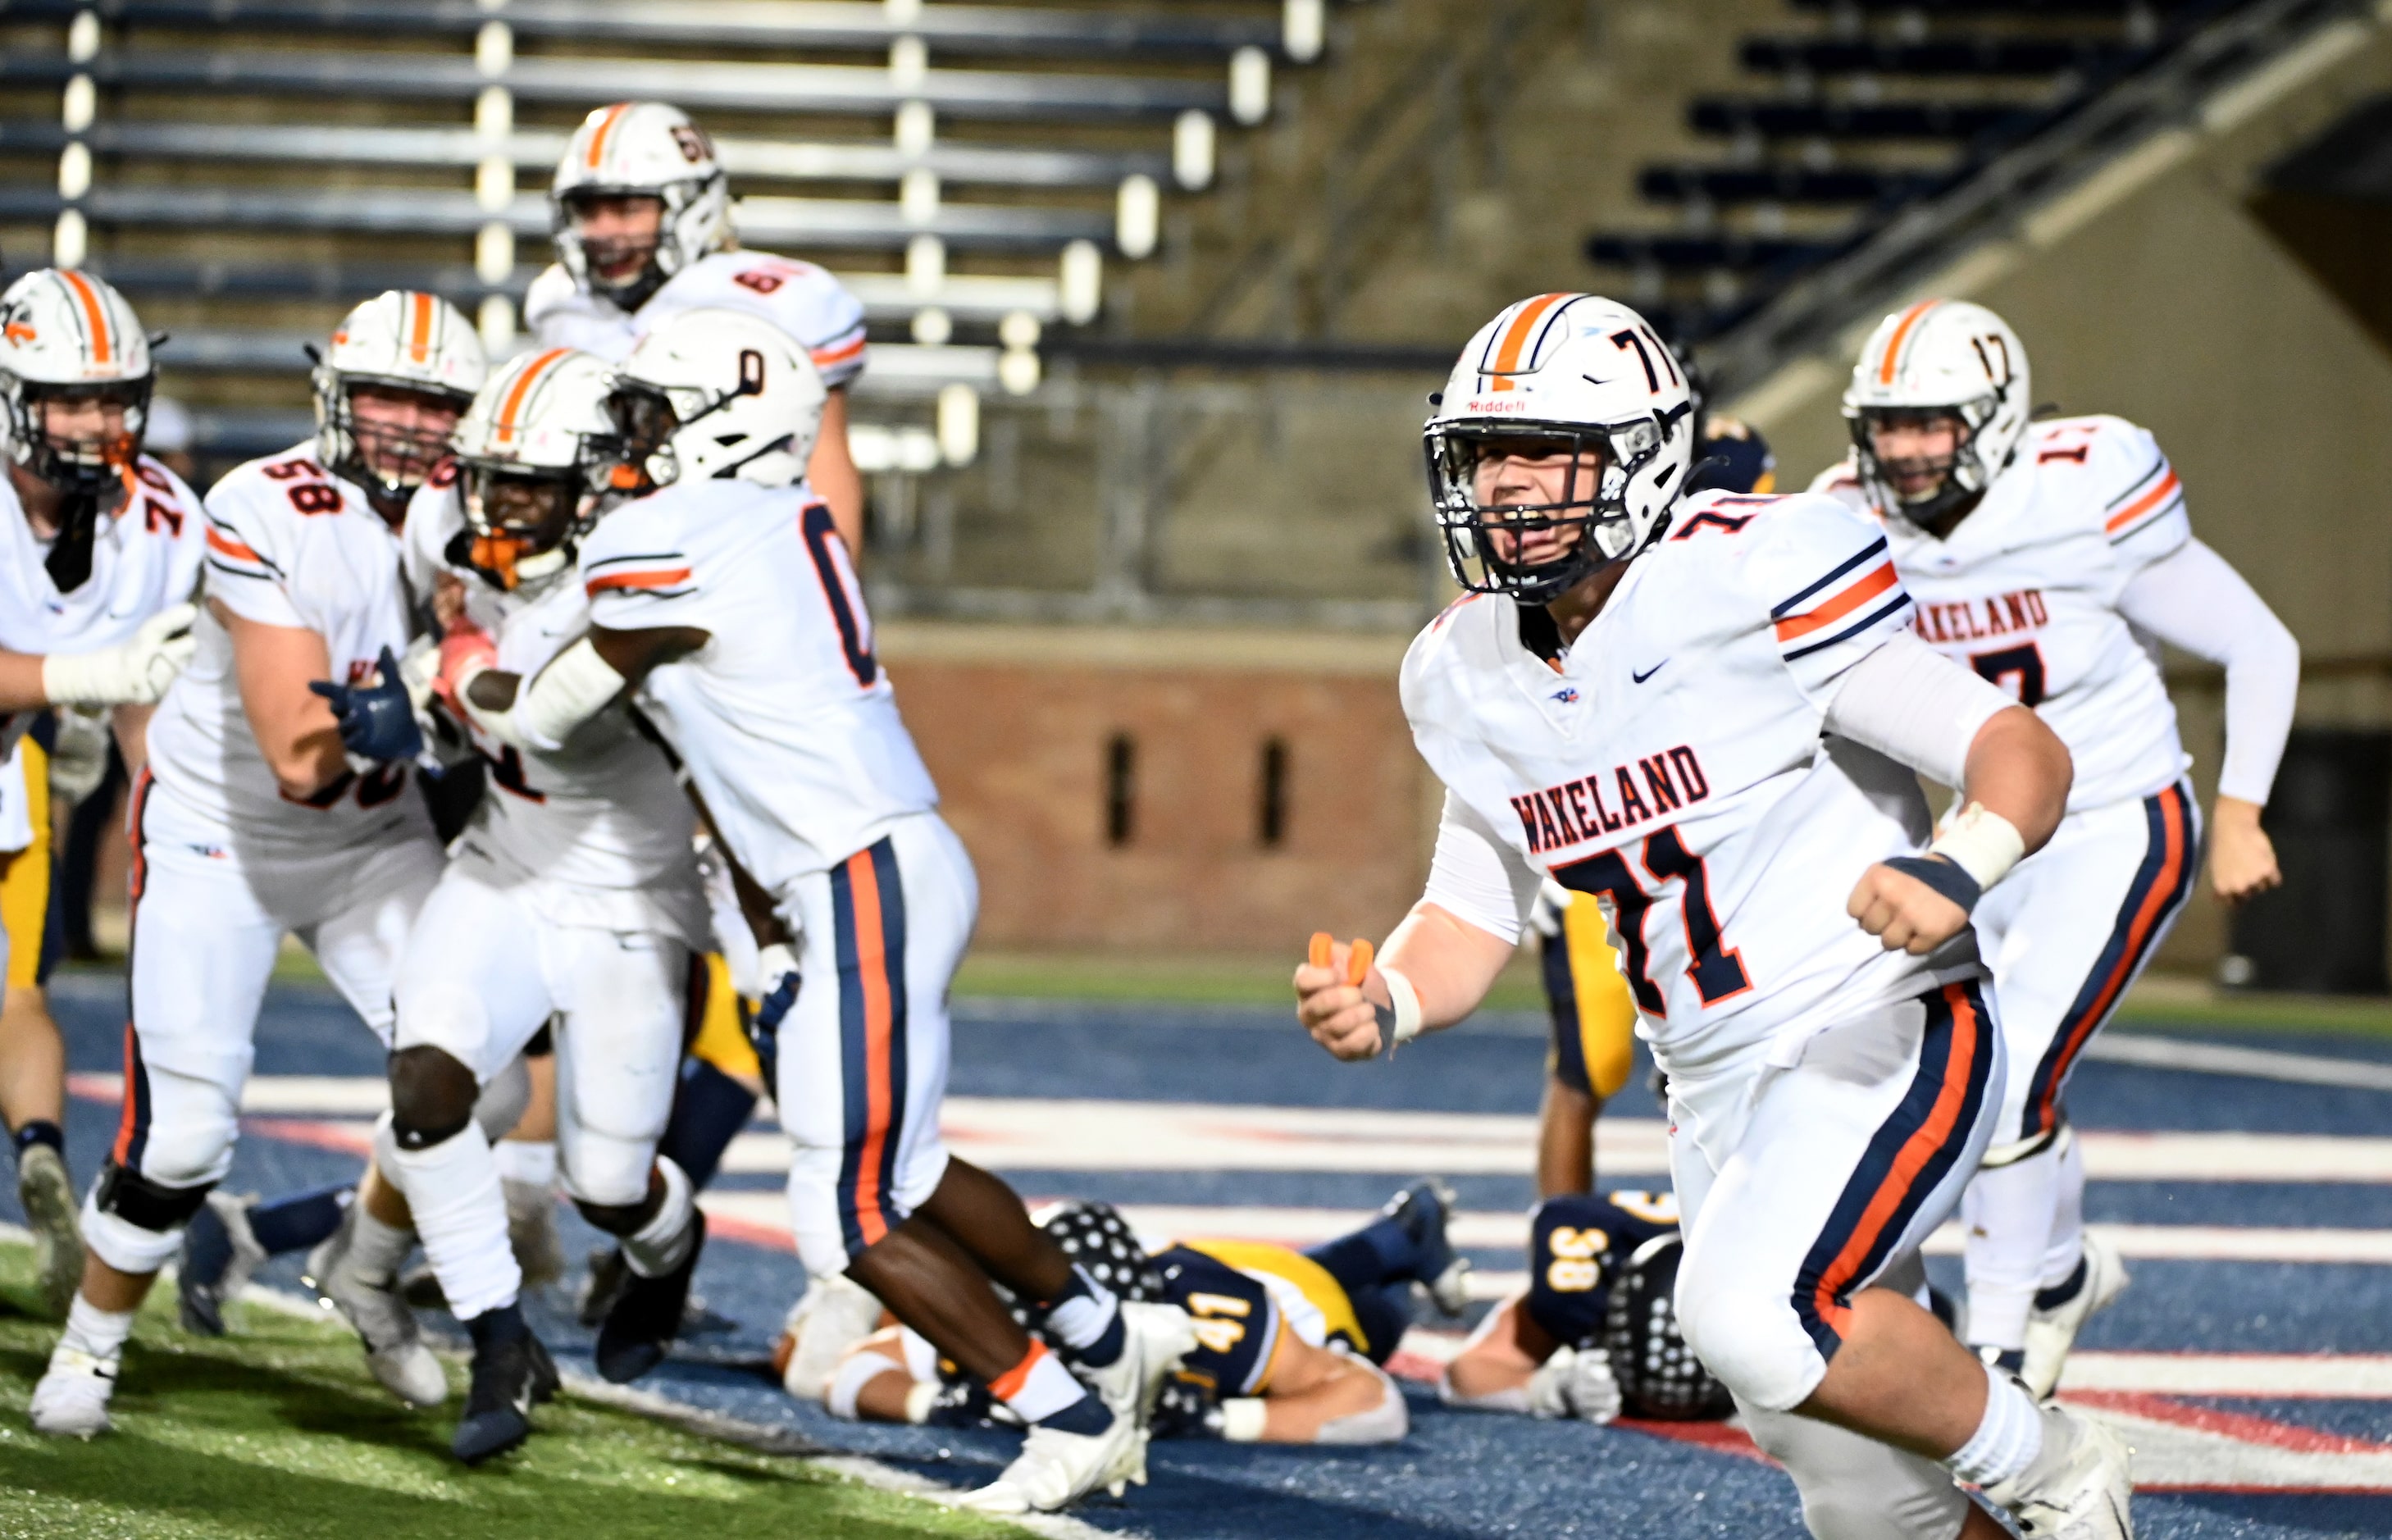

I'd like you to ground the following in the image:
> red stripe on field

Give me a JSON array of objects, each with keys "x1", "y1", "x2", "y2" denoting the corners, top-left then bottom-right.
[
  {"x1": 1615, "y1": 1419, "x2": 1774, "y2": 1464},
  {"x1": 2065, "y1": 1390, "x2": 2392, "y2": 1456}
]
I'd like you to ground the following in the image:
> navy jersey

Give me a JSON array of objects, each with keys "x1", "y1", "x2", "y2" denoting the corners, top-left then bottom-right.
[
  {"x1": 1153, "y1": 1240, "x2": 1374, "y2": 1399},
  {"x1": 1524, "y1": 1191, "x2": 1680, "y2": 1349}
]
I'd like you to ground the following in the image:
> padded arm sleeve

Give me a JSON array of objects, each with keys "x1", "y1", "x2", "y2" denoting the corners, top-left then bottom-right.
[
  {"x1": 1421, "y1": 791, "x2": 1546, "y2": 946},
  {"x1": 1821, "y1": 631, "x2": 2018, "y2": 791},
  {"x1": 462, "y1": 637, "x2": 626, "y2": 754},
  {"x1": 2116, "y1": 537, "x2": 2299, "y2": 805}
]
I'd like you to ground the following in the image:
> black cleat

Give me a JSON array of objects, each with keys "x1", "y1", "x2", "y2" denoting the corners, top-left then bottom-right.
[
  {"x1": 595, "y1": 1212, "x2": 706, "y2": 1384},
  {"x1": 576, "y1": 1246, "x2": 630, "y2": 1328},
  {"x1": 1386, "y1": 1178, "x2": 1471, "y2": 1317},
  {"x1": 453, "y1": 1318, "x2": 558, "y2": 1466}
]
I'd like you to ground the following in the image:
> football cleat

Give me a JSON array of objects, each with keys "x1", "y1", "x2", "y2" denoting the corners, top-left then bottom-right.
[
  {"x1": 775, "y1": 1272, "x2": 888, "y2": 1401},
  {"x1": 453, "y1": 1325, "x2": 559, "y2": 1465},
  {"x1": 1984, "y1": 1403, "x2": 2135, "y2": 1540},
  {"x1": 1386, "y1": 1178, "x2": 1473, "y2": 1317},
  {"x1": 503, "y1": 1178, "x2": 567, "y2": 1292},
  {"x1": 948, "y1": 1411, "x2": 1146, "y2": 1515},
  {"x1": 17, "y1": 1141, "x2": 84, "y2": 1322},
  {"x1": 1083, "y1": 1301, "x2": 1199, "y2": 1424},
  {"x1": 306, "y1": 1207, "x2": 448, "y2": 1408},
  {"x1": 576, "y1": 1246, "x2": 629, "y2": 1328},
  {"x1": 29, "y1": 1344, "x2": 117, "y2": 1438},
  {"x1": 178, "y1": 1191, "x2": 267, "y2": 1337},
  {"x1": 2022, "y1": 1232, "x2": 2130, "y2": 1400},
  {"x1": 595, "y1": 1212, "x2": 706, "y2": 1384}
]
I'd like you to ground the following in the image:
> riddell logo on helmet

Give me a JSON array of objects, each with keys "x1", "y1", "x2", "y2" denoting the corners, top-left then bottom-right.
[{"x1": 1468, "y1": 398, "x2": 1529, "y2": 413}]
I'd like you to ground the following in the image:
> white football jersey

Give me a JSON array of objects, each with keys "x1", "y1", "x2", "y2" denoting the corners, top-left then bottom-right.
[
  {"x1": 577, "y1": 477, "x2": 937, "y2": 895},
  {"x1": 1811, "y1": 414, "x2": 2188, "y2": 812},
  {"x1": 525, "y1": 250, "x2": 868, "y2": 389},
  {"x1": 0, "y1": 456, "x2": 204, "y2": 846},
  {"x1": 145, "y1": 443, "x2": 433, "y2": 850},
  {"x1": 401, "y1": 482, "x2": 704, "y2": 941},
  {"x1": 1403, "y1": 490, "x2": 1975, "y2": 1071}
]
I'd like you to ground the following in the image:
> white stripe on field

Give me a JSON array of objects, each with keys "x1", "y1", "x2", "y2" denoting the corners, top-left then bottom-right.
[
  {"x1": 2087, "y1": 1034, "x2": 2392, "y2": 1092},
  {"x1": 71, "y1": 1074, "x2": 2392, "y2": 1182}
]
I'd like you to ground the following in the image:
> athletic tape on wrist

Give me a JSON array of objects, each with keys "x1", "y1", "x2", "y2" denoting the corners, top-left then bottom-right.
[
  {"x1": 1929, "y1": 801, "x2": 2026, "y2": 891},
  {"x1": 1375, "y1": 967, "x2": 1424, "y2": 1055},
  {"x1": 1219, "y1": 1397, "x2": 1269, "y2": 1442},
  {"x1": 1881, "y1": 854, "x2": 1982, "y2": 914}
]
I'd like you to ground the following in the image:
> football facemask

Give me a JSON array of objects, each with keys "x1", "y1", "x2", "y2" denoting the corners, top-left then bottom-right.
[
  {"x1": 1425, "y1": 415, "x2": 1678, "y2": 604},
  {"x1": 460, "y1": 464, "x2": 592, "y2": 591}
]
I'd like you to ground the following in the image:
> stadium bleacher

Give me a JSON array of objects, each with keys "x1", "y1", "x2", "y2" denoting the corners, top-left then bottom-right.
[
  {"x1": 0, "y1": 0, "x2": 1332, "y2": 474},
  {"x1": 1584, "y1": 0, "x2": 2261, "y2": 344}
]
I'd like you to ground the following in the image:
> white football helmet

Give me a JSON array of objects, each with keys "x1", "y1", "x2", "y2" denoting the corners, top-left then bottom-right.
[
  {"x1": 0, "y1": 268, "x2": 154, "y2": 494},
  {"x1": 1841, "y1": 298, "x2": 2030, "y2": 526},
  {"x1": 1426, "y1": 293, "x2": 1697, "y2": 600},
  {"x1": 552, "y1": 101, "x2": 731, "y2": 312},
  {"x1": 610, "y1": 308, "x2": 827, "y2": 490},
  {"x1": 450, "y1": 347, "x2": 630, "y2": 591},
  {"x1": 313, "y1": 290, "x2": 486, "y2": 510}
]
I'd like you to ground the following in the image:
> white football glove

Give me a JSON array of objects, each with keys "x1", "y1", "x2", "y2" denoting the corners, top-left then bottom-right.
[
  {"x1": 1528, "y1": 1345, "x2": 1623, "y2": 1424},
  {"x1": 45, "y1": 705, "x2": 113, "y2": 803},
  {"x1": 41, "y1": 603, "x2": 198, "y2": 707}
]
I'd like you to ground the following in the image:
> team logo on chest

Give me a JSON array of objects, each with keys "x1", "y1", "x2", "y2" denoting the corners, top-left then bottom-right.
[
  {"x1": 1913, "y1": 586, "x2": 2047, "y2": 645},
  {"x1": 1510, "y1": 744, "x2": 1711, "y2": 855}
]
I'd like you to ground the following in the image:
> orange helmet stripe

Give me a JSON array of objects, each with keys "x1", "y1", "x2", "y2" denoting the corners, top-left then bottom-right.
[
  {"x1": 1486, "y1": 292, "x2": 1571, "y2": 393},
  {"x1": 1876, "y1": 298, "x2": 1943, "y2": 386},
  {"x1": 494, "y1": 349, "x2": 570, "y2": 440},
  {"x1": 58, "y1": 269, "x2": 112, "y2": 367},
  {"x1": 406, "y1": 291, "x2": 435, "y2": 366},
  {"x1": 585, "y1": 103, "x2": 631, "y2": 170}
]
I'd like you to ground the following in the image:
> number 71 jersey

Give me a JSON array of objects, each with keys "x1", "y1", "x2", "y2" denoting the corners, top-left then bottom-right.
[{"x1": 1401, "y1": 490, "x2": 1980, "y2": 1068}]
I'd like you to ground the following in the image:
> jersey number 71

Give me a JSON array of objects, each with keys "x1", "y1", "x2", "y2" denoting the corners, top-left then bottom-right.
[{"x1": 1555, "y1": 827, "x2": 1751, "y2": 1016}]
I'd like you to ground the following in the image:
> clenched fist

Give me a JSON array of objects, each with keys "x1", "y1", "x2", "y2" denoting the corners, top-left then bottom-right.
[{"x1": 1848, "y1": 860, "x2": 1971, "y2": 955}]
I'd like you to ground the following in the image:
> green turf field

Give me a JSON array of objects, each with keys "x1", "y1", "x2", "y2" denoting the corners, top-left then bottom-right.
[{"x1": 0, "y1": 1243, "x2": 1029, "y2": 1540}]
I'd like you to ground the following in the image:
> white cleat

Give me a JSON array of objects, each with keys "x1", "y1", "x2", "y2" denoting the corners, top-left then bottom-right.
[
  {"x1": 1985, "y1": 1403, "x2": 2135, "y2": 1540},
  {"x1": 776, "y1": 1273, "x2": 889, "y2": 1401},
  {"x1": 17, "y1": 1143, "x2": 84, "y2": 1323},
  {"x1": 1085, "y1": 1301, "x2": 1199, "y2": 1424},
  {"x1": 307, "y1": 1209, "x2": 448, "y2": 1408},
  {"x1": 2022, "y1": 1231, "x2": 2130, "y2": 1399},
  {"x1": 949, "y1": 1414, "x2": 1147, "y2": 1515},
  {"x1": 30, "y1": 1345, "x2": 117, "y2": 1438}
]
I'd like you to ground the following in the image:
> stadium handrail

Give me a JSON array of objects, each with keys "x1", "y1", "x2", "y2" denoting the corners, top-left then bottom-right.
[{"x1": 1700, "y1": 0, "x2": 2370, "y2": 396}]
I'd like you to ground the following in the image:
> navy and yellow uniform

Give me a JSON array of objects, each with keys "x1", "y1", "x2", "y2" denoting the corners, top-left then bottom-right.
[
  {"x1": 1, "y1": 715, "x2": 68, "y2": 991},
  {"x1": 1687, "y1": 414, "x2": 1777, "y2": 498},
  {"x1": 1523, "y1": 1190, "x2": 1679, "y2": 1349},
  {"x1": 1538, "y1": 891, "x2": 1638, "y2": 1100},
  {"x1": 1155, "y1": 1240, "x2": 1382, "y2": 1400}
]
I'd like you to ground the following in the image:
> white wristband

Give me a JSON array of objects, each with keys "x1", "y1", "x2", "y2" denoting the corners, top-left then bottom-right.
[
  {"x1": 1927, "y1": 802, "x2": 2027, "y2": 891},
  {"x1": 465, "y1": 637, "x2": 626, "y2": 754},
  {"x1": 1379, "y1": 966, "x2": 1424, "y2": 1054},
  {"x1": 1219, "y1": 1396, "x2": 1269, "y2": 1442},
  {"x1": 757, "y1": 942, "x2": 800, "y2": 990}
]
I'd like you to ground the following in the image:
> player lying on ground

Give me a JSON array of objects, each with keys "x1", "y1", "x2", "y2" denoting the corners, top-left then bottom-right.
[
  {"x1": 1298, "y1": 292, "x2": 2130, "y2": 1540},
  {"x1": 30, "y1": 291, "x2": 492, "y2": 1438},
  {"x1": 1818, "y1": 298, "x2": 2299, "y2": 1395},
  {"x1": 399, "y1": 308, "x2": 1195, "y2": 1510},
  {"x1": 0, "y1": 269, "x2": 207, "y2": 1321},
  {"x1": 785, "y1": 1189, "x2": 1466, "y2": 1446}
]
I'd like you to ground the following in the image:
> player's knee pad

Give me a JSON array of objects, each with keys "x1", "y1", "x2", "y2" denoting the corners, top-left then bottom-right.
[
  {"x1": 95, "y1": 1160, "x2": 212, "y2": 1232},
  {"x1": 1741, "y1": 1402, "x2": 1973, "y2": 1540},
  {"x1": 560, "y1": 1128, "x2": 655, "y2": 1214},
  {"x1": 1672, "y1": 1252, "x2": 1820, "y2": 1412},
  {"x1": 472, "y1": 1053, "x2": 532, "y2": 1142},
  {"x1": 388, "y1": 1045, "x2": 479, "y2": 1148}
]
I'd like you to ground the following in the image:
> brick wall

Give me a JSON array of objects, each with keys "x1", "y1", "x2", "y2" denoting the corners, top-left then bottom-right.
[{"x1": 880, "y1": 622, "x2": 1436, "y2": 952}]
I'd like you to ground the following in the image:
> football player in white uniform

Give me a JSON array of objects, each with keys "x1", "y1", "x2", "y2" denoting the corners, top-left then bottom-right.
[
  {"x1": 1296, "y1": 294, "x2": 2124, "y2": 1540},
  {"x1": 438, "y1": 309, "x2": 1195, "y2": 1515},
  {"x1": 370, "y1": 346, "x2": 713, "y2": 1464},
  {"x1": 526, "y1": 99, "x2": 867, "y2": 553},
  {"x1": 1817, "y1": 298, "x2": 2299, "y2": 1394},
  {"x1": 0, "y1": 268, "x2": 204, "y2": 1319},
  {"x1": 29, "y1": 291, "x2": 487, "y2": 1439}
]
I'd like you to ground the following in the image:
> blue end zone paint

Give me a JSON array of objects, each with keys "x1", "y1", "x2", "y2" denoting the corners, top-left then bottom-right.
[{"x1": 11, "y1": 972, "x2": 2392, "y2": 1539}]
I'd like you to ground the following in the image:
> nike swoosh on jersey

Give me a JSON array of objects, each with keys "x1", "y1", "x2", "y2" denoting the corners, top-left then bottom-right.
[{"x1": 1632, "y1": 659, "x2": 1669, "y2": 683}]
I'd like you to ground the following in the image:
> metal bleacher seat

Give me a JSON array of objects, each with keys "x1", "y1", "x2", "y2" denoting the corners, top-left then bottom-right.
[
  {"x1": 5, "y1": 0, "x2": 1334, "y2": 476},
  {"x1": 1583, "y1": 0, "x2": 2252, "y2": 342}
]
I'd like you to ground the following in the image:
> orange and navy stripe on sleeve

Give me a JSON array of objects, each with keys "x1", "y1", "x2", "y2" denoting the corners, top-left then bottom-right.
[
  {"x1": 2102, "y1": 449, "x2": 2184, "y2": 544},
  {"x1": 832, "y1": 836, "x2": 911, "y2": 1260},
  {"x1": 1770, "y1": 535, "x2": 1910, "y2": 662},
  {"x1": 2021, "y1": 780, "x2": 2196, "y2": 1138},
  {"x1": 809, "y1": 322, "x2": 868, "y2": 388},
  {"x1": 1791, "y1": 979, "x2": 1995, "y2": 1358},
  {"x1": 203, "y1": 517, "x2": 281, "y2": 584},
  {"x1": 584, "y1": 550, "x2": 695, "y2": 600}
]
